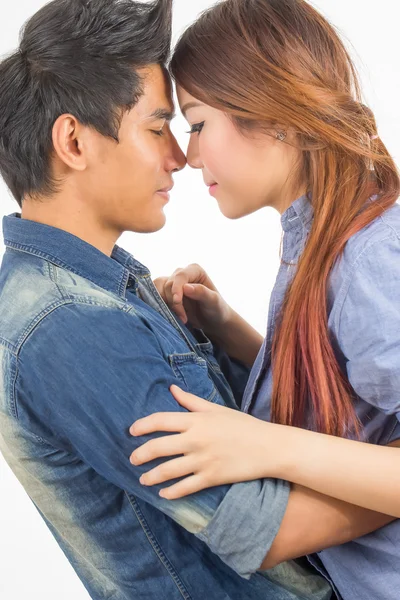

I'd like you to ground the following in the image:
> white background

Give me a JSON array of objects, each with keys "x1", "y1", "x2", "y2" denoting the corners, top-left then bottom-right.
[{"x1": 0, "y1": 1, "x2": 399, "y2": 598}]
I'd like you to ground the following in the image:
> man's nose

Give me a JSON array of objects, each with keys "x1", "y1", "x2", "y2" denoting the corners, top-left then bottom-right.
[{"x1": 166, "y1": 134, "x2": 187, "y2": 173}]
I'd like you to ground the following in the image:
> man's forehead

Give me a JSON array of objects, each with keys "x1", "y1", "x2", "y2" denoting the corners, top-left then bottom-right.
[{"x1": 136, "y1": 65, "x2": 174, "y2": 119}]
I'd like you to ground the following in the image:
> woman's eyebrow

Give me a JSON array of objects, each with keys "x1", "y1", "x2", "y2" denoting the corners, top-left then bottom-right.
[{"x1": 180, "y1": 101, "x2": 203, "y2": 117}]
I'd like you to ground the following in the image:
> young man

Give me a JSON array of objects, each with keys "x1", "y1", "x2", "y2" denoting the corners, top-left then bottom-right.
[{"x1": 0, "y1": 1, "x2": 330, "y2": 599}]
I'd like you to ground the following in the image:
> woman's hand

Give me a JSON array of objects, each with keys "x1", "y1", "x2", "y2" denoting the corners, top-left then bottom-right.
[
  {"x1": 153, "y1": 263, "x2": 232, "y2": 332},
  {"x1": 129, "y1": 385, "x2": 275, "y2": 499},
  {"x1": 132, "y1": 390, "x2": 400, "y2": 517},
  {"x1": 154, "y1": 263, "x2": 264, "y2": 366}
]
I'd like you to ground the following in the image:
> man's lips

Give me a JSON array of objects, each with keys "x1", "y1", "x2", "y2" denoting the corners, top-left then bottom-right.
[
  {"x1": 156, "y1": 184, "x2": 173, "y2": 201},
  {"x1": 157, "y1": 184, "x2": 174, "y2": 193}
]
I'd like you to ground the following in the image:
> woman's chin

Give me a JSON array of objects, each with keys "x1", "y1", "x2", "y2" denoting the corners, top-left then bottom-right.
[{"x1": 217, "y1": 198, "x2": 253, "y2": 220}]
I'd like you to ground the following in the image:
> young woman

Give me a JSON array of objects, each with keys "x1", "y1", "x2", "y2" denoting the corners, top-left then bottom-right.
[{"x1": 129, "y1": 1, "x2": 400, "y2": 598}]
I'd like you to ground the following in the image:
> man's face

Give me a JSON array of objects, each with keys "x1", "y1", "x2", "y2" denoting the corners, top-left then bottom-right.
[{"x1": 80, "y1": 65, "x2": 186, "y2": 234}]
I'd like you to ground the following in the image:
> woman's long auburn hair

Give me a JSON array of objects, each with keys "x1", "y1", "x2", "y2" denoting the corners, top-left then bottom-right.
[{"x1": 170, "y1": 0, "x2": 400, "y2": 437}]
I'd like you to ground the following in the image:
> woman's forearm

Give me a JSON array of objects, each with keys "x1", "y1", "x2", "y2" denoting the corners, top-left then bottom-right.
[
  {"x1": 206, "y1": 309, "x2": 264, "y2": 367},
  {"x1": 271, "y1": 425, "x2": 400, "y2": 518},
  {"x1": 262, "y1": 484, "x2": 394, "y2": 569}
]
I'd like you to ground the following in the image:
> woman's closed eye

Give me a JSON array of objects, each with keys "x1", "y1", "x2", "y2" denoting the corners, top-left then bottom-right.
[{"x1": 187, "y1": 121, "x2": 205, "y2": 135}]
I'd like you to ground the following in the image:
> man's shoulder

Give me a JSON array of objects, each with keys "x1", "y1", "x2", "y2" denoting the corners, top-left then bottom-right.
[{"x1": 0, "y1": 249, "x2": 130, "y2": 354}]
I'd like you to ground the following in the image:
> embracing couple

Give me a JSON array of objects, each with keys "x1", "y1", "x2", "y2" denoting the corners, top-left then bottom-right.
[{"x1": 1, "y1": 1, "x2": 400, "y2": 600}]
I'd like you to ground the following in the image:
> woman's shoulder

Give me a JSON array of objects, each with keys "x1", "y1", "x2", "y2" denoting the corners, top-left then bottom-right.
[
  {"x1": 344, "y1": 201, "x2": 400, "y2": 264},
  {"x1": 332, "y1": 202, "x2": 400, "y2": 280},
  {"x1": 328, "y1": 203, "x2": 400, "y2": 418},
  {"x1": 328, "y1": 201, "x2": 400, "y2": 314}
]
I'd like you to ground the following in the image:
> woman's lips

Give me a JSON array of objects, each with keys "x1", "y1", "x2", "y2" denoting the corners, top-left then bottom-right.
[{"x1": 208, "y1": 183, "x2": 218, "y2": 196}]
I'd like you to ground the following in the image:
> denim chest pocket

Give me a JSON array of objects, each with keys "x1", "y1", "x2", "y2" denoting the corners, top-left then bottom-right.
[
  {"x1": 185, "y1": 326, "x2": 224, "y2": 376},
  {"x1": 168, "y1": 352, "x2": 219, "y2": 403},
  {"x1": 194, "y1": 340, "x2": 224, "y2": 376}
]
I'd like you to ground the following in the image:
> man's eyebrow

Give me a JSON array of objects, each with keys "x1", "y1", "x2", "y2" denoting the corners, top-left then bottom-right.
[
  {"x1": 180, "y1": 101, "x2": 204, "y2": 117},
  {"x1": 148, "y1": 108, "x2": 176, "y2": 122}
]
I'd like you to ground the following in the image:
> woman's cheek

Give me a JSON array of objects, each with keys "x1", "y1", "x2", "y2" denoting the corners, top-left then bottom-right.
[{"x1": 206, "y1": 139, "x2": 232, "y2": 179}]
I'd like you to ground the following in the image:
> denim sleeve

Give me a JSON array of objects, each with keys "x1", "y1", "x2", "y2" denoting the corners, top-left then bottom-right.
[
  {"x1": 336, "y1": 233, "x2": 400, "y2": 419},
  {"x1": 16, "y1": 303, "x2": 287, "y2": 578}
]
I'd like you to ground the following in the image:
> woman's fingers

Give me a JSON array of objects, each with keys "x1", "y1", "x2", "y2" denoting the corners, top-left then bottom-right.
[
  {"x1": 183, "y1": 283, "x2": 213, "y2": 303},
  {"x1": 130, "y1": 410, "x2": 193, "y2": 437},
  {"x1": 159, "y1": 475, "x2": 208, "y2": 500},
  {"x1": 171, "y1": 268, "x2": 190, "y2": 304},
  {"x1": 154, "y1": 274, "x2": 189, "y2": 323},
  {"x1": 153, "y1": 276, "x2": 168, "y2": 301},
  {"x1": 130, "y1": 433, "x2": 189, "y2": 466},
  {"x1": 130, "y1": 388, "x2": 220, "y2": 439},
  {"x1": 170, "y1": 385, "x2": 223, "y2": 413},
  {"x1": 140, "y1": 456, "x2": 194, "y2": 487},
  {"x1": 164, "y1": 277, "x2": 188, "y2": 323},
  {"x1": 170, "y1": 264, "x2": 209, "y2": 300},
  {"x1": 154, "y1": 265, "x2": 221, "y2": 328}
]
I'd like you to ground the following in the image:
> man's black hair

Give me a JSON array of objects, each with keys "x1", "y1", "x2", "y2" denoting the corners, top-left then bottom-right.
[{"x1": 0, "y1": 0, "x2": 173, "y2": 207}]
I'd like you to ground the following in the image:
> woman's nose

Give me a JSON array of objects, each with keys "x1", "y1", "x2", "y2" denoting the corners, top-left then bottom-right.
[{"x1": 186, "y1": 136, "x2": 203, "y2": 169}]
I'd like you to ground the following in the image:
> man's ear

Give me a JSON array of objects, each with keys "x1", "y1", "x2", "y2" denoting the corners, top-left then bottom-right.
[{"x1": 52, "y1": 114, "x2": 87, "y2": 172}]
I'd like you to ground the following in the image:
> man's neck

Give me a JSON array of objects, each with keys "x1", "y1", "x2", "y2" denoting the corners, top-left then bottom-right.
[{"x1": 21, "y1": 195, "x2": 120, "y2": 257}]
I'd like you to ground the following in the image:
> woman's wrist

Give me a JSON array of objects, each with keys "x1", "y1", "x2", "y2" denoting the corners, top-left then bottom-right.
[
  {"x1": 205, "y1": 308, "x2": 263, "y2": 366},
  {"x1": 259, "y1": 422, "x2": 314, "y2": 481}
]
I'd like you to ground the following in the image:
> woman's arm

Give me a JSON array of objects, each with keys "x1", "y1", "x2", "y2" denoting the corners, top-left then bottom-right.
[
  {"x1": 270, "y1": 426, "x2": 400, "y2": 518},
  {"x1": 261, "y1": 483, "x2": 395, "y2": 569},
  {"x1": 208, "y1": 307, "x2": 263, "y2": 366},
  {"x1": 130, "y1": 390, "x2": 397, "y2": 565},
  {"x1": 131, "y1": 389, "x2": 400, "y2": 518}
]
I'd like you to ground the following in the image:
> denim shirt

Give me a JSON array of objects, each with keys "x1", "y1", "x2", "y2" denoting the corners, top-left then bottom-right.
[
  {"x1": 0, "y1": 213, "x2": 322, "y2": 600},
  {"x1": 243, "y1": 194, "x2": 400, "y2": 600}
]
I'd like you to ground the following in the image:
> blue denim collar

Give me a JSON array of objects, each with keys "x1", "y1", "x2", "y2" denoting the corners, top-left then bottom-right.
[
  {"x1": 2, "y1": 213, "x2": 149, "y2": 297},
  {"x1": 281, "y1": 193, "x2": 314, "y2": 233}
]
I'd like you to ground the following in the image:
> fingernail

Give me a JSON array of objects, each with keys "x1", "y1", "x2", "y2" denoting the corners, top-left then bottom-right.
[
  {"x1": 173, "y1": 294, "x2": 180, "y2": 304},
  {"x1": 140, "y1": 475, "x2": 147, "y2": 486},
  {"x1": 185, "y1": 285, "x2": 195, "y2": 292}
]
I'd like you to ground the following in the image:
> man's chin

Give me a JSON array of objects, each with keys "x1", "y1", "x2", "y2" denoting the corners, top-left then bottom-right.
[{"x1": 126, "y1": 212, "x2": 167, "y2": 234}]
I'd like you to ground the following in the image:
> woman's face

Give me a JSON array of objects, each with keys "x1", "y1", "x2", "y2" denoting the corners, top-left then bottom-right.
[{"x1": 177, "y1": 86, "x2": 305, "y2": 218}]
